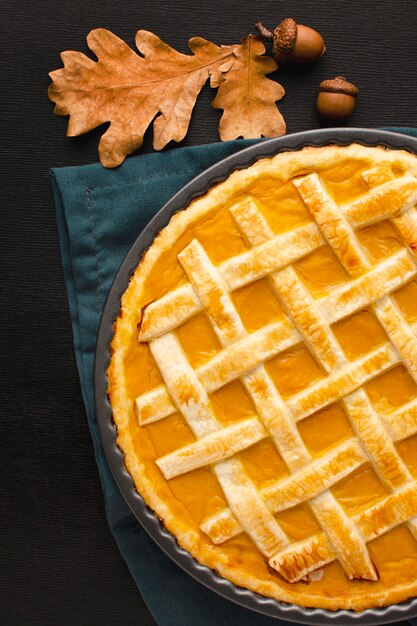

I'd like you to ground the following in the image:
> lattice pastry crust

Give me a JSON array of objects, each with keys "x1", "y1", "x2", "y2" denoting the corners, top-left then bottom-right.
[{"x1": 109, "y1": 144, "x2": 417, "y2": 611}]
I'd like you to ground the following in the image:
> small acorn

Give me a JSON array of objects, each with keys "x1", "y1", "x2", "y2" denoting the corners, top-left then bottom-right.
[
  {"x1": 255, "y1": 18, "x2": 325, "y2": 63},
  {"x1": 317, "y1": 76, "x2": 359, "y2": 121}
]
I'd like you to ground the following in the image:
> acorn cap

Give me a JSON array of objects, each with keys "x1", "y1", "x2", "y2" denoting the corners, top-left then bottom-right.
[
  {"x1": 273, "y1": 18, "x2": 298, "y2": 62},
  {"x1": 319, "y1": 76, "x2": 359, "y2": 97}
]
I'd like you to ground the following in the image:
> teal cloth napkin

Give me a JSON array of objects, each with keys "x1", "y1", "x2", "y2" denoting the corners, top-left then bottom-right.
[{"x1": 52, "y1": 129, "x2": 417, "y2": 626}]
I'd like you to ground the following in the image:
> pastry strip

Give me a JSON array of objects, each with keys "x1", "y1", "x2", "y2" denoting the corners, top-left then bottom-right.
[
  {"x1": 156, "y1": 416, "x2": 266, "y2": 480},
  {"x1": 344, "y1": 174, "x2": 417, "y2": 227},
  {"x1": 320, "y1": 250, "x2": 416, "y2": 324},
  {"x1": 382, "y1": 398, "x2": 417, "y2": 442}
]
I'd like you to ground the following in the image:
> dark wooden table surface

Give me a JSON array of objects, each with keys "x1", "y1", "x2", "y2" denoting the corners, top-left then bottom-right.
[{"x1": 2, "y1": 1, "x2": 417, "y2": 624}]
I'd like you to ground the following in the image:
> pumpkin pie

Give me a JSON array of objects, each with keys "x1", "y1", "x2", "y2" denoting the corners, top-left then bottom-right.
[{"x1": 108, "y1": 144, "x2": 417, "y2": 611}]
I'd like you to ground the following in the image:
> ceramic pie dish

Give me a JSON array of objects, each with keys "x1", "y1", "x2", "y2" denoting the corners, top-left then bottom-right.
[{"x1": 95, "y1": 128, "x2": 417, "y2": 625}]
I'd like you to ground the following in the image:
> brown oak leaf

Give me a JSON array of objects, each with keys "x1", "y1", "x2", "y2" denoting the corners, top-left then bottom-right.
[
  {"x1": 48, "y1": 29, "x2": 286, "y2": 167},
  {"x1": 49, "y1": 29, "x2": 235, "y2": 167},
  {"x1": 212, "y1": 35, "x2": 286, "y2": 140}
]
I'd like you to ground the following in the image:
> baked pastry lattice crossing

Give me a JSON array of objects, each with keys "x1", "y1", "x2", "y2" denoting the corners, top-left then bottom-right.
[{"x1": 135, "y1": 163, "x2": 417, "y2": 584}]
